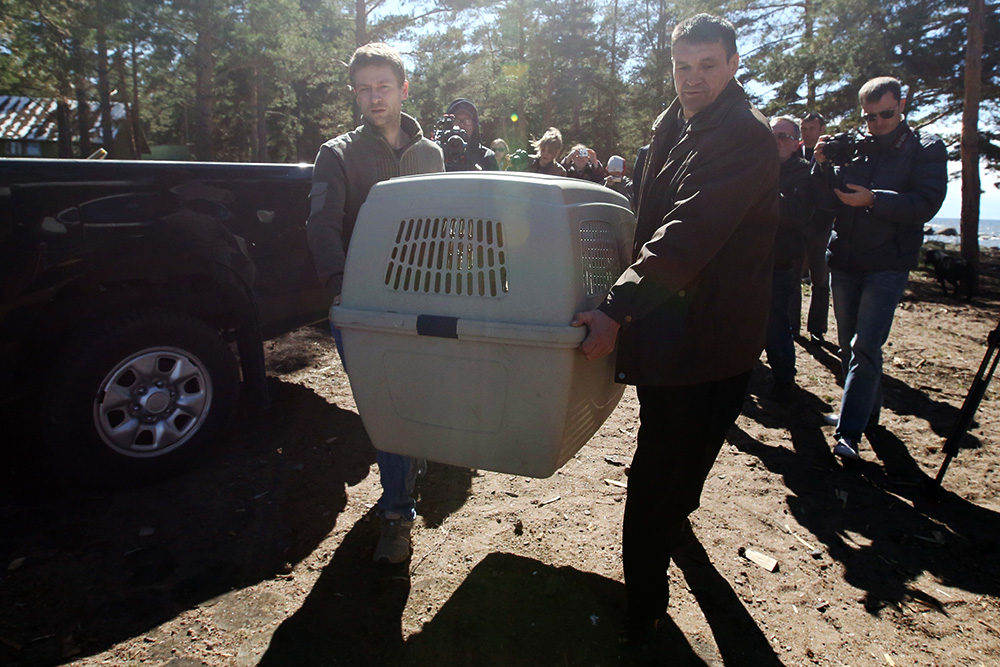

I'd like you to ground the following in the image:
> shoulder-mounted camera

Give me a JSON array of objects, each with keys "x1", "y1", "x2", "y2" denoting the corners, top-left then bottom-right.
[{"x1": 433, "y1": 114, "x2": 468, "y2": 166}]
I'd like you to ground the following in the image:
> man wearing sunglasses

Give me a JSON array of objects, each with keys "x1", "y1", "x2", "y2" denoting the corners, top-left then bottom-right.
[
  {"x1": 765, "y1": 116, "x2": 814, "y2": 400},
  {"x1": 812, "y1": 76, "x2": 947, "y2": 463}
]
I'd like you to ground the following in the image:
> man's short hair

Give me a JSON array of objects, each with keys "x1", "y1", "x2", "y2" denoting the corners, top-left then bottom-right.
[
  {"x1": 348, "y1": 42, "x2": 406, "y2": 88},
  {"x1": 671, "y1": 14, "x2": 738, "y2": 61},
  {"x1": 770, "y1": 115, "x2": 801, "y2": 139},
  {"x1": 858, "y1": 77, "x2": 903, "y2": 104},
  {"x1": 532, "y1": 127, "x2": 563, "y2": 155},
  {"x1": 801, "y1": 111, "x2": 826, "y2": 125}
]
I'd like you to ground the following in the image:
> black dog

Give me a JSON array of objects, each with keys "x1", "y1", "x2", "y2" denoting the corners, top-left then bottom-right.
[{"x1": 925, "y1": 249, "x2": 978, "y2": 300}]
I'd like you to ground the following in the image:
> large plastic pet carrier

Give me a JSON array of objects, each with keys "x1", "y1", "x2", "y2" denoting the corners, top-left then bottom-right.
[{"x1": 331, "y1": 172, "x2": 635, "y2": 477}]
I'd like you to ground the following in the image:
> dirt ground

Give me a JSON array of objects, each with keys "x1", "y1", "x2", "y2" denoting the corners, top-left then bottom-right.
[{"x1": 2, "y1": 245, "x2": 1000, "y2": 667}]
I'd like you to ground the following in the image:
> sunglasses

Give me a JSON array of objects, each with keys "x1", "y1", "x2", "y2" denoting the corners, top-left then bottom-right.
[
  {"x1": 861, "y1": 108, "x2": 897, "y2": 122},
  {"x1": 773, "y1": 132, "x2": 798, "y2": 141}
]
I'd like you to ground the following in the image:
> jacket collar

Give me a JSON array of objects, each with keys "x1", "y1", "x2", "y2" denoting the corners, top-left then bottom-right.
[
  {"x1": 869, "y1": 120, "x2": 912, "y2": 153},
  {"x1": 359, "y1": 112, "x2": 425, "y2": 150},
  {"x1": 653, "y1": 79, "x2": 747, "y2": 134},
  {"x1": 651, "y1": 79, "x2": 748, "y2": 136}
]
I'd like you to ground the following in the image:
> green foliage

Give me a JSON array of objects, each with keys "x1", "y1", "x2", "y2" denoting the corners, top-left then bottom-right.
[{"x1": 0, "y1": 0, "x2": 996, "y2": 179}]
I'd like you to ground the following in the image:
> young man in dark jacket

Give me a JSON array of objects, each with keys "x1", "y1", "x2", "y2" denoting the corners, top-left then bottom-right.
[
  {"x1": 813, "y1": 76, "x2": 947, "y2": 462},
  {"x1": 306, "y1": 43, "x2": 444, "y2": 565},
  {"x1": 572, "y1": 13, "x2": 779, "y2": 654}
]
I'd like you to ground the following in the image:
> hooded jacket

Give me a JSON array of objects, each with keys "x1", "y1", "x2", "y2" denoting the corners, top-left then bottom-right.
[
  {"x1": 814, "y1": 121, "x2": 947, "y2": 273},
  {"x1": 445, "y1": 98, "x2": 499, "y2": 172},
  {"x1": 307, "y1": 113, "x2": 444, "y2": 298},
  {"x1": 599, "y1": 80, "x2": 780, "y2": 386}
]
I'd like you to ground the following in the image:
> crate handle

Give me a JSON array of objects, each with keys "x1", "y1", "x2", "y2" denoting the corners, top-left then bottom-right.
[{"x1": 416, "y1": 314, "x2": 459, "y2": 339}]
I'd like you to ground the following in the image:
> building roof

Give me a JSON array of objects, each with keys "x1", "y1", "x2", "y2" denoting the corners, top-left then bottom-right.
[{"x1": 0, "y1": 95, "x2": 126, "y2": 142}]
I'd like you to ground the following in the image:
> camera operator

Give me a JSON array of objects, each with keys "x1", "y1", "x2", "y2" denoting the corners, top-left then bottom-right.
[
  {"x1": 812, "y1": 76, "x2": 947, "y2": 463},
  {"x1": 438, "y1": 98, "x2": 499, "y2": 171}
]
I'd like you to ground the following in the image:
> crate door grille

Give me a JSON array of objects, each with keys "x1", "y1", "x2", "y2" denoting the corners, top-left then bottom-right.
[
  {"x1": 580, "y1": 220, "x2": 619, "y2": 296},
  {"x1": 385, "y1": 218, "x2": 509, "y2": 297}
]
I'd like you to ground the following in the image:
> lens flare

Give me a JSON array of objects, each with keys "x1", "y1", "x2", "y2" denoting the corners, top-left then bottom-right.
[{"x1": 510, "y1": 113, "x2": 519, "y2": 123}]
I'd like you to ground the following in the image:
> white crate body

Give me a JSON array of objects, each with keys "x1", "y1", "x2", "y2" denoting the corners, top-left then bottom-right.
[{"x1": 331, "y1": 172, "x2": 635, "y2": 477}]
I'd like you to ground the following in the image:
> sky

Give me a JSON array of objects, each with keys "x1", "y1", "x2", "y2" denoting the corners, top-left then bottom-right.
[{"x1": 937, "y1": 162, "x2": 1000, "y2": 221}]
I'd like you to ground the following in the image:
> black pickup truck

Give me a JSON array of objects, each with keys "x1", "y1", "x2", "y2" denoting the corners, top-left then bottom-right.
[{"x1": 0, "y1": 158, "x2": 328, "y2": 485}]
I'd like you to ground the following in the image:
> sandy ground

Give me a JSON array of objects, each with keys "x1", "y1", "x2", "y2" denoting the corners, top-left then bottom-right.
[{"x1": 2, "y1": 245, "x2": 999, "y2": 667}]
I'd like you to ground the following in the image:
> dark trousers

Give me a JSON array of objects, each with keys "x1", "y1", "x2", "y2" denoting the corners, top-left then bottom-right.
[{"x1": 624, "y1": 371, "x2": 752, "y2": 622}]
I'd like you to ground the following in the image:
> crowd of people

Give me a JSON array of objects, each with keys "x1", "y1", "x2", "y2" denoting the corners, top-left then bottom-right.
[{"x1": 304, "y1": 14, "x2": 947, "y2": 661}]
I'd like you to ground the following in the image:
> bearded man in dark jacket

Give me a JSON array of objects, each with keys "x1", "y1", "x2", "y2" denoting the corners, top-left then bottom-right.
[
  {"x1": 813, "y1": 76, "x2": 946, "y2": 463},
  {"x1": 572, "y1": 13, "x2": 779, "y2": 654}
]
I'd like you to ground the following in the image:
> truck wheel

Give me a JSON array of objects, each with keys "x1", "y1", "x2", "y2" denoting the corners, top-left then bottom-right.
[{"x1": 41, "y1": 308, "x2": 240, "y2": 486}]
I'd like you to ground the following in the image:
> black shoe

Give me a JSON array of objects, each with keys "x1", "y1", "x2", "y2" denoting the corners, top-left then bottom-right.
[
  {"x1": 770, "y1": 381, "x2": 795, "y2": 401},
  {"x1": 619, "y1": 616, "x2": 662, "y2": 665},
  {"x1": 809, "y1": 332, "x2": 825, "y2": 344}
]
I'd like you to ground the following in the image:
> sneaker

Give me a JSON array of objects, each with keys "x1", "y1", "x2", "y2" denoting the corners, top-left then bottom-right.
[
  {"x1": 833, "y1": 437, "x2": 860, "y2": 461},
  {"x1": 809, "y1": 332, "x2": 825, "y2": 344},
  {"x1": 374, "y1": 518, "x2": 413, "y2": 564},
  {"x1": 823, "y1": 413, "x2": 840, "y2": 426}
]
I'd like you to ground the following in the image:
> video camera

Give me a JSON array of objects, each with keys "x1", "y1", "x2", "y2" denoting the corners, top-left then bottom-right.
[
  {"x1": 433, "y1": 114, "x2": 469, "y2": 168},
  {"x1": 822, "y1": 131, "x2": 874, "y2": 166}
]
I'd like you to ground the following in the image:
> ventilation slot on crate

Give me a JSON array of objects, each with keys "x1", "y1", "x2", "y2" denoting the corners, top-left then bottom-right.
[
  {"x1": 384, "y1": 217, "x2": 509, "y2": 297},
  {"x1": 580, "y1": 220, "x2": 619, "y2": 297}
]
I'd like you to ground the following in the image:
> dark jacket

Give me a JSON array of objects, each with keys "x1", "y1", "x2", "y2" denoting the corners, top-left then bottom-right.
[
  {"x1": 445, "y1": 98, "x2": 499, "y2": 172},
  {"x1": 814, "y1": 121, "x2": 947, "y2": 273},
  {"x1": 604, "y1": 174, "x2": 634, "y2": 208},
  {"x1": 562, "y1": 157, "x2": 608, "y2": 183},
  {"x1": 599, "y1": 80, "x2": 780, "y2": 386},
  {"x1": 774, "y1": 156, "x2": 814, "y2": 270},
  {"x1": 306, "y1": 113, "x2": 444, "y2": 298},
  {"x1": 527, "y1": 159, "x2": 567, "y2": 176}
]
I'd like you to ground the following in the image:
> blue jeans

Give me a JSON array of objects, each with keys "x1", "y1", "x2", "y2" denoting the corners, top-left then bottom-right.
[
  {"x1": 332, "y1": 324, "x2": 417, "y2": 521},
  {"x1": 766, "y1": 268, "x2": 798, "y2": 384},
  {"x1": 830, "y1": 269, "x2": 909, "y2": 441}
]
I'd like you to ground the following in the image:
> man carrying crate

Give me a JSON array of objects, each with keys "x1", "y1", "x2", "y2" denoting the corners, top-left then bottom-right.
[
  {"x1": 572, "y1": 13, "x2": 780, "y2": 657},
  {"x1": 306, "y1": 42, "x2": 444, "y2": 564}
]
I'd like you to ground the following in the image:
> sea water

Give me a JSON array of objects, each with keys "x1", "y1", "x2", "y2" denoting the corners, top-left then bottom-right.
[{"x1": 926, "y1": 218, "x2": 1000, "y2": 248}]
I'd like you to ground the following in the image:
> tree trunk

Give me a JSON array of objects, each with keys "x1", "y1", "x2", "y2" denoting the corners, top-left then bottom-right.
[
  {"x1": 960, "y1": 0, "x2": 984, "y2": 266},
  {"x1": 71, "y1": 37, "x2": 92, "y2": 158},
  {"x1": 608, "y1": 0, "x2": 620, "y2": 158},
  {"x1": 56, "y1": 99, "x2": 73, "y2": 158},
  {"x1": 256, "y1": 66, "x2": 269, "y2": 162},
  {"x1": 131, "y1": 39, "x2": 144, "y2": 158},
  {"x1": 96, "y1": 19, "x2": 115, "y2": 157},
  {"x1": 112, "y1": 49, "x2": 139, "y2": 159},
  {"x1": 193, "y1": 20, "x2": 218, "y2": 161},
  {"x1": 804, "y1": 0, "x2": 816, "y2": 108},
  {"x1": 356, "y1": 0, "x2": 367, "y2": 46}
]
